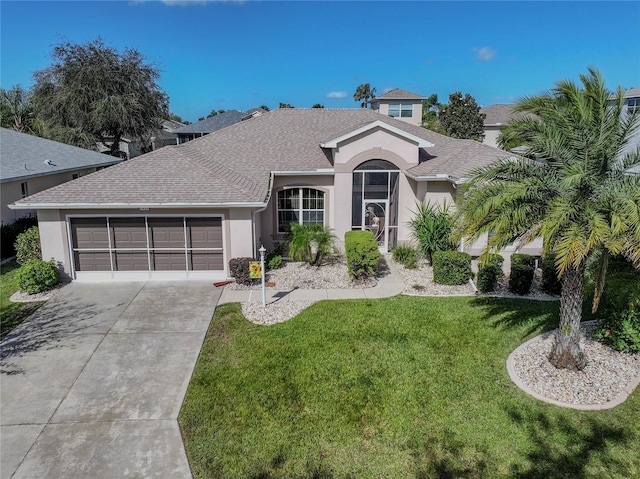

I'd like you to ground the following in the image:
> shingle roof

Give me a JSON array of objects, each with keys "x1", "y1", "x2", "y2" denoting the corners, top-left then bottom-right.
[
  {"x1": 1, "y1": 128, "x2": 122, "y2": 183},
  {"x1": 375, "y1": 88, "x2": 426, "y2": 100},
  {"x1": 173, "y1": 110, "x2": 247, "y2": 134},
  {"x1": 480, "y1": 104, "x2": 517, "y2": 126},
  {"x1": 14, "y1": 109, "x2": 514, "y2": 207},
  {"x1": 623, "y1": 87, "x2": 640, "y2": 99}
]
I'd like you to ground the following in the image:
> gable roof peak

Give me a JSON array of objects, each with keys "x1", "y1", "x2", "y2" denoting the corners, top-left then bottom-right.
[{"x1": 375, "y1": 88, "x2": 427, "y2": 101}]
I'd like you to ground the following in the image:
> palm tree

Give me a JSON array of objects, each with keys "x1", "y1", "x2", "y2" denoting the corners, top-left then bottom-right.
[
  {"x1": 455, "y1": 68, "x2": 640, "y2": 370},
  {"x1": 353, "y1": 83, "x2": 376, "y2": 108}
]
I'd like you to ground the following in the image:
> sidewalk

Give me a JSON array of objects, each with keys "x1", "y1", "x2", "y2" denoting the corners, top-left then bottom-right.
[{"x1": 218, "y1": 256, "x2": 405, "y2": 305}]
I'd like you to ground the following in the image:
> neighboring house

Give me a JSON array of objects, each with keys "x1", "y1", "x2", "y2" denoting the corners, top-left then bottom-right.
[
  {"x1": 150, "y1": 119, "x2": 186, "y2": 151},
  {"x1": 370, "y1": 89, "x2": 426, "y2": 126},
  {"x1": 622, "y1": 87, "x2": 640, "y2": 159},
  {"x1": 174, "y1": 110, "x2": 248, "y2": 144},
  {"x1": 10, "y1": 107, "x2": 541, "y2": 282},
  {"x1": 1, "y1": 128, "x2": 122, "y2": 224},
  {"x1": 480, "y1": 104, "x2": 517, "y2": 148}
]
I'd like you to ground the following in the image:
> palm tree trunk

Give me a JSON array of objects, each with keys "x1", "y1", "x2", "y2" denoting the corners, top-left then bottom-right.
[{"x1": 548, "y1": 263, "x2": 587, "y2": 370}]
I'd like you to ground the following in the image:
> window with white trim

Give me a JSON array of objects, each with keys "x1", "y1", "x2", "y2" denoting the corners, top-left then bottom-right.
[
  {"x1": 20, "y1": 182, "x2": 29, "y2": 198},
  {"x1": 277, "y1": 188, "x2": 325, "y2": 233},
  {"x1": 388, "y1": 102, "x2": 413, "y2": 118},
  {"x1": 627, "y1": 98, "x2": 639, "y2": 115}
]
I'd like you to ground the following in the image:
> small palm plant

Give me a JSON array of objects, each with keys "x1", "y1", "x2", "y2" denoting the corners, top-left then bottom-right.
[
  {"x1": 287, "y1": 223, "x2": 335, "y2": 266},
  {"x1": 409, "y1": 201, "x2": 456, "y2": 264}
]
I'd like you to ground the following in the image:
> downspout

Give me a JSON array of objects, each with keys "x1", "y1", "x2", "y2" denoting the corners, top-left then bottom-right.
[{"x1": 252, "y1": 172, "x2": 274, "y2": 257}]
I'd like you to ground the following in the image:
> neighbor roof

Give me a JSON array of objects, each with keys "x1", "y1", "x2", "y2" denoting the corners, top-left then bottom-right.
[
  {"x1": 13, "y1": 109, "x2": 514, "y2": 208},
  {"x1": 1, "y1": 128, "x2": 122, "y2": 183},
  {"x1": 375, "y1": 89, "x2": 427, "y2": 101},
  {"x1": 173, "y1": 110, "x2": 247, "y2": 134},
  {"x1": 480, "y1": 104, "x2": 517, "y2": 126},
  {"x1": 623, "y1": 87, "x2": 640, "y2": 99}
]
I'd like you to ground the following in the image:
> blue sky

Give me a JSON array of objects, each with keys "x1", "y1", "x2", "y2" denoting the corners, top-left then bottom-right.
[{"x1": 1, "y1": 1, "x2": 638, "y2": 123}]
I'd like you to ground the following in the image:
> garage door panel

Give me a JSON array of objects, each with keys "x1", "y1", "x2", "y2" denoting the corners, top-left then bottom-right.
[
  {"x1": 71, "y1": 218, "x2": 109, "y2": 249},
  {"x1": 111, "y1": 218, "x2": 147, "y2": 249},
  {"x1": 114, "y1": 252, "x2": 149, "y2": 271},
  {"x1": 188, "y1": 218, "x2": 223, "y2": 249},
  {"x1": 190, "y1": 252, "x2": 224, "y2": 271},
  {"x1": 74, "y1": 252, "x2": 111, "y2": 272},
  {"x1": 149, "y1": 218, "x2": 185, "y2": 248},
  {"x1": 152, "y1": 252, "x2": 187, "y2": 271}
]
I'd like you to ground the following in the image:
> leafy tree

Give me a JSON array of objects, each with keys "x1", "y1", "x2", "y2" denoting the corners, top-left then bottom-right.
[
  {"x1": 278, "y1": 102, "x2": 294, "y2": 109},
  {"x1": 32, "y1": 38, "x2": 169, "y2": 157},
  {"x1": 311, "y1": 104, "x2": 324, "y2": 109},
  {"x1": 259, "y1": 105, "x2": 270, "y2": 112},
  {"x1": 455, "y1": 68, "x2": 640, "y2": 370},
  {"x1": 0, "y1": 85, "x2": 43, "y2": 134},
  {"x1": 421, "y1": 93, "x2": 447, "y2": 135},
  {"x1": 207, "y1": 109, "x2": 225, "y2": 118},
  {"x1": 168, "y1": 112, "x2": 189, "y2": 125},
  {"x1": 353, "y1": 83, "x2": 376, "y2": 108},
  {"x1": 439, "y1": 92, "x2": 485, "y2": 141}
]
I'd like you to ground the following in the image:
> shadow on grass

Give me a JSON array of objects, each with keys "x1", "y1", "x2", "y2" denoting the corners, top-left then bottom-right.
[
  {"x1": 412, "y1": 430, "x2": 489, "y2": 479},
  {"x1": 505, "y1": 405, "x2": 634, "y2": 478},
  {"x1": 470, "y1": 296, "x2": 559, "y2": 339}
]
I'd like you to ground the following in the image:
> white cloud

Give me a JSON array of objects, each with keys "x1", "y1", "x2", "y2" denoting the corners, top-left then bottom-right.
[
  {"x1": 473, "y1": 46, "x2": 496, "y2": 61},
  {"x1": 326, "y1": 91, "x2": 348, "y2": 99}
]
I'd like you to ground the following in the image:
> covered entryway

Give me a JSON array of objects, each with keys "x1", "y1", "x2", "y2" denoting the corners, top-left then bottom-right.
[{"x1": 69, "y1": 216, "x2": 225, "y2": 280}]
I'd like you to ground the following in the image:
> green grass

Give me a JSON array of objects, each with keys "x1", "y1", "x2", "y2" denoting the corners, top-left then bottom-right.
[
  {"x1": 1, "y1": 260, "x2": 44, "y2": 340},
  {"x1": 179, "y1": 296, "x2": 640, "y2": 478}
]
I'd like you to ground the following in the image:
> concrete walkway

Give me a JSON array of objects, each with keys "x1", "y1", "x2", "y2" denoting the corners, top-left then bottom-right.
[
  {"x1": 1, "y1": 281, "x2": 221, "y2": 479},
  {"x1": 218, "y1": 256, "x2": 405, "y2": 305}
]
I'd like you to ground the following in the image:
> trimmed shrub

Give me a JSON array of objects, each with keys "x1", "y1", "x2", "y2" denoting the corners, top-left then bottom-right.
[
  {"x1": 541, "y1": 255, "x2": 562, "y2": 295},
  {"x1": 345, "y1": 231, "x2": 380, "y2": 280},
  {"x1": 509, "y1": 264, "x2": 534, "y2": 295},
  {"x1": 15, "y1": 226, "x2": 42, "y2": 265},
  {"x1": 17, "y1": 259, "x2": 59, "y2": 294},
  {"x1": 229, "y1": 257, "x2": 256, "y2": 286},
  {"x1": 511, "y1": 253, "x2": 535, "y2": 269},
  {"x1": 1, "y1": 216, "x2": 38, "y2": 259},
  {"x1": 432, "y1": 251, "x2": 472, "y2": 285}
]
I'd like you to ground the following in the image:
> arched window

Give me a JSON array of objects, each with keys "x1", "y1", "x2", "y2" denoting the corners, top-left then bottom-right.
[{"x1": 277, "y1": 188, "x2": 325, "y2": 233}]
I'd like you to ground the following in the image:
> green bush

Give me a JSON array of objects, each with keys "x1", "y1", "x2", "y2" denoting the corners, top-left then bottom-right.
[
  {"x1": 267, "y1": 254, "x2": 283, "y2": 271},
  {"x1": 541, "y1": 255, "x2": 562, "y2": 295},
  {"x1": 287, "y1": 223, "x2": 335, "y2": 266},
  {"x1": 17, "y1": 259, "x2": 59, "y2": 294},
  {"x1": 15, "y1": 226, "x2": 42, "y2": 265},
  {"x1": 432, "y1": 251, "x2": 472, "y2": 285},
  {"x1": 229, "y1": 257, "x2": 256, "y2": 286},
  {"x1": 593, "y1": 308, "x2": 640, "y2": 353},
  {"x1": 1, "y1": 216, "x2": 38, "y2": 259},
  {"x1": 409, "y1": 201, "x2": 455, "y2": 264},
  {"x1": 509, "y1": 264, "x2": 534, "y2": 295},
  {"x1": 511, "y1": 253, "x2": 535, "y2": 269},
  {"x1": 345, "y1": 231, "x2": 380, "y2": 280},
  {"x1": 392, "y1": 245, "x2": 418, "y2": 268},
  {"x1": 476, "y1": 254, "x2": 504, "y2": 293}
]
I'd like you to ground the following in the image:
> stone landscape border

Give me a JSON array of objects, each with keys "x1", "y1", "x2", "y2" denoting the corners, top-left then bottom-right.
[{"x1": 507, "y1": 321, "x2": 640, "y2": 410}]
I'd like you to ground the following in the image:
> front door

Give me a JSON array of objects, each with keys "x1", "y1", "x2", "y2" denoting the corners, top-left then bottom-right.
[{"x1": 363, "y1": 200, "x2": 388, "y2": 252}]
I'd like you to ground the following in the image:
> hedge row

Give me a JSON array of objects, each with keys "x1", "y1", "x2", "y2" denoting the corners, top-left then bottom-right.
[{"x1": 477, "y1": 254, "x2": 504, "y2": 293}]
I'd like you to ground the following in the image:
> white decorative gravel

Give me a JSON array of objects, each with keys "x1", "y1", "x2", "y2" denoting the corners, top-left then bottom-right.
[
  {"x1": 9, "y1": 283, "x2": 67, "y2": 303},
  {"x1": 396, "y1": 259, "x2": 476, "y2": 296},
  {"x1": 510, "y1": 322, "x2": 640, "y2": 407},
  {"x1": 228, "y1": 257, "x2": 376, "y2": 291},
  {"x1": 242, "y1": 300, "x2": 318, "y2": 325}
]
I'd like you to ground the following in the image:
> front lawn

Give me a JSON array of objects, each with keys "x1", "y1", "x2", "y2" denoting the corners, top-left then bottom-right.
[
  {"x1": 179, "y1": 296, "x2": 640, "y2": 478},
  {"x1": 0, "y1": 260, "x2": 44, "y2": 340}
]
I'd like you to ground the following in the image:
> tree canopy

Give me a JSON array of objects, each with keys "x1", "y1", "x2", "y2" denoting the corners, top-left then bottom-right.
[
  {"x1": 353, "y1": 83, "x2": 376, "y2": 108},
  {"x1": 438, "y1": 92, "x2": 485, "y2": 141},
  {"x1": 0, "y1": 84, "x2": 42, "y2": 134},
  {"x1": 455, "y1": 68, "x2": 640, "y2": 370},
  {"x1": 278, "y1": 103, "x2": 294, "y2": 109},
  {"x1": 32, "y1": 38, "x2": 169, "y2": 157}
]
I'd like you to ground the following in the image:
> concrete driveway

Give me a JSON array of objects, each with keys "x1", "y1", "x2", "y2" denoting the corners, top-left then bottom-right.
[{"x1": 1, "y1": 281, "x2": 221, "y2": 478}]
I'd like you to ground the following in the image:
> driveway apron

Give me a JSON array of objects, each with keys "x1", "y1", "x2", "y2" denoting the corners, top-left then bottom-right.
[{"x1": 1, "y1": 281, "x2": 221, "y2": 478}]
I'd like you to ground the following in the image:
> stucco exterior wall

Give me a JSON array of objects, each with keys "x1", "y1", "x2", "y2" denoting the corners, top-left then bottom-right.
[
  {"x1": 482, "y1": 126, "x2": 501, "y2": 148},
  {"x1": 374, "y1": 101, "x2": 423, "y2": 126},
  {"x1": 2, "y1": 168, "x2": 98, "y2": 224},
  {"x1": 333, "y1": 129, "x2": 420, "y2": 170}
]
